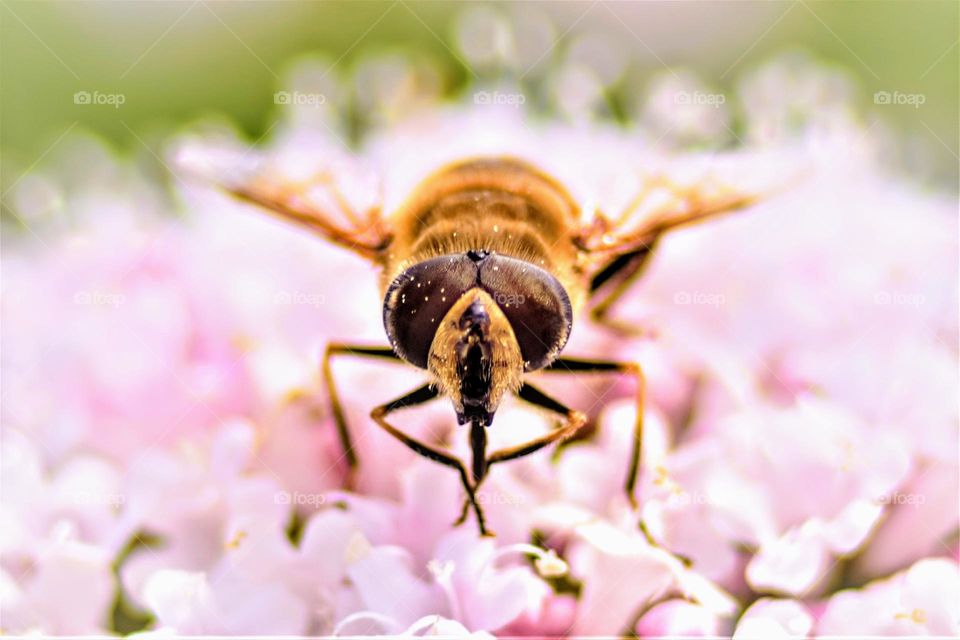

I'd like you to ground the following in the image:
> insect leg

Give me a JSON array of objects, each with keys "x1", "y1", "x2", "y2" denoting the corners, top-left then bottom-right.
[
  {"x1": 322, "y1": 344, "x2": 400, "y2": 481},
  {"x1": 487, "y1": 384, "x2": 588, "y2": 466},
  {"x1": 369, "y1": 385, "x2": 492, "y2": 536},
  {"x1": 452, "y1": 383, "x2": 588, "y2": 526},
  {"x1": 587, "y1": 241, "x2": 659, "y2": 336},
  {"x1": 541, "y1": 357, "x2": 646, "y2": 509}
]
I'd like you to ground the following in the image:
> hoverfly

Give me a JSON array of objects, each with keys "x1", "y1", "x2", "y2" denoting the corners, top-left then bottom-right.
[{"x1": 221, "y1": 155, "x2": 762, "y2": 535}]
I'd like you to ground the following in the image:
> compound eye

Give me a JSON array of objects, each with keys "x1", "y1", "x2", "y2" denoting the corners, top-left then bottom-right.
[
  {"x1": 478, "y1": 255, "x2": 572, "y2": 371},
  {"x1": 383, "y1": 255, "x2": 477, "y2": 368}
]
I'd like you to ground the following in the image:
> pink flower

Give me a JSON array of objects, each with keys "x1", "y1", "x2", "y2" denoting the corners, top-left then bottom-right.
[
  {"x1": 734, "y1": 598, "x2": 813, "y2": 639},
  {"x1": 636, "y1": 599, "x2": 724, "y2": 637},
  {"x1": 0, "y1": 431, "x2": 122, "y2": 634},
  {"x1": 2, "y1": 210, "x2": 255, "y2": 461},
  {"x1": 2, "y1": 48, "x2": 956, "y2": 637},
  {"x1": 817, "y1": 558, "x2": 960, "y2": 635}
]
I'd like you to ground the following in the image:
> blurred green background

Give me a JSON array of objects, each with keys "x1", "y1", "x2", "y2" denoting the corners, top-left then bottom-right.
[{"x1": 2, "y1": 1, "x2": 958, "y2": 187}]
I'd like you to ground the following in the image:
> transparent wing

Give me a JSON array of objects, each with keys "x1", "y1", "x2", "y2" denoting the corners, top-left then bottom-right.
[
  {"x1": 176, "y1": 136, "x2": 391, "y2": 262},
  {"x1": 577, "y1": 150, "x2": 802, "y2": 260},
  {"x1": 574, "y1": 150, "x2": 805, "y2": 332}
]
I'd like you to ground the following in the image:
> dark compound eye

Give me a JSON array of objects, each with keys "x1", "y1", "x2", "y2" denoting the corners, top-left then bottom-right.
[
  {"x1": 383, "y1": 252, "x2": 573, "y2": 371},
  {"x1": 477, "y1": 255, "x2": 572, "y2": 371},
  {"x1": 383, "y1": 255, "x2": 478, "y2": 368}
]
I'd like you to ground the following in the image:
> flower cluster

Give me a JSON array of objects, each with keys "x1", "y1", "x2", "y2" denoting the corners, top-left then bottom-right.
[{"x1": 1, "y1": 53, "x2": 957, "y2": 637}]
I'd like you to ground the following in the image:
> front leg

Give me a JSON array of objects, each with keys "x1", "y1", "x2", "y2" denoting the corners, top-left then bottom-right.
[
  {"x1": 587, "y1": 244, "x2": 660, "y2": 337},
  {"x1": 453, "y1": 383, "x2": 588, "y2": 524},
  {"x1": 369, "y1": 384, "x2": 492, "y2": 536},
  {"x1": 321, "y1": 343, "x2": 400, "y2": 486},
  {"x1": 542, "y1": 357, "x2": 646, "y2": 509}
]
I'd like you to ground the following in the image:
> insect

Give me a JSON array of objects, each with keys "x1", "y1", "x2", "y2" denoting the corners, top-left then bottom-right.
[{"x1": 222, "y1": 155, "x2": 761, "y2": 535}]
